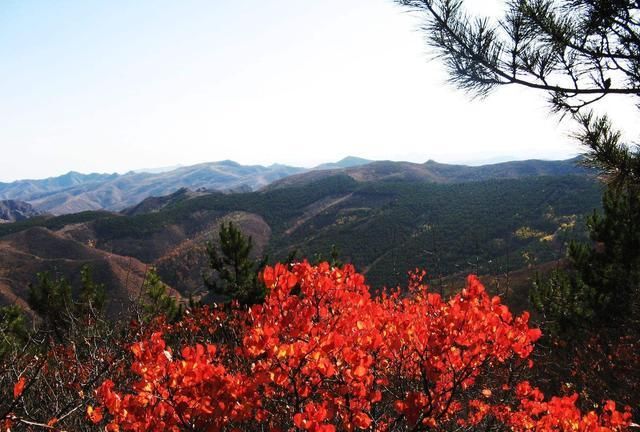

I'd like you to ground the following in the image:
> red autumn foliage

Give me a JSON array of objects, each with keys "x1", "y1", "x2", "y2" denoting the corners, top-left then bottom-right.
[
  {"x1": 12, "y1": 376, "x2": 25, "y2": 400},
  {"x1": 91, "y1": 262, "x2": 632, "y2": 431}
]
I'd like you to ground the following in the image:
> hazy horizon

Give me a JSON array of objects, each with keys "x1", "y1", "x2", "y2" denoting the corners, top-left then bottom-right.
[
  {"x1": 0, "y1": 153, "x2": 586, "y2": 183},
  {"x1": 2, "y1": 0, "x2": 638, "y2": 182}
]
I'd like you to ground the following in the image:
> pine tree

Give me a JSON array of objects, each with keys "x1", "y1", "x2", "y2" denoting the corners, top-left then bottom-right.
[
  {"x1": 395, "y1": 0, "x2": 640, "y2": 187},
  {"x1": 78, "y1": 265, "x2": 106, "y2": 318},
  {"x1": 577, "y1": 186, "x2": 640, "y2": 318},
  {"x1": 28, "y1": 271, "x2": 74, "y2": 337},
  {"x1": 532, "y1": 185, "x2": 640, "y2": 333},
  {"x1": 28, "y1": 265, "x2": 107, "y2": 339},
  {"x1": 0, "y1": 305, "x2": 28, "y2": 358},
  {"x1": 203, "y1": 222, "x2": 266, "y2": 305},
  {"x1": 140, "y1": 268, "x2": 182, "y2": 322},
  {"x1": 531, "y1": 266, "x2": 597, "y2": 335}
]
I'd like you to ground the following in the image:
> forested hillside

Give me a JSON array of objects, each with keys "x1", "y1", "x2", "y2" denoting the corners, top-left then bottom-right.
[{"x1": 0, "y1": 173, "x2": 601, "y2": 311}]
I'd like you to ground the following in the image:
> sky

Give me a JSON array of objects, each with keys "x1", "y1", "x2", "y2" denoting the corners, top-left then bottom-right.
[{"x1": 1, "y1": 0, "x2": 639, "y2": 182}]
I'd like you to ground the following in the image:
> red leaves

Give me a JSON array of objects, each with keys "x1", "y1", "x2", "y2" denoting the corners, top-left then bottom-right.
[
  {"x1": 495, "y1": 385, "x2": 633, "y2": 431},
  {"x1": 394, "y1": 392, "x2": 430, "y2": 427},
  {"x1": 293, "y1": 402, "x2": 335, "y2": 431},
  {"x1": 352, "y1": 364, "x2": 368, "y2": 378},
  {"x1": 13, "y1": 376, "x2": 26, "y2": 399},
  {"x1": 527, "y1": 327, "x2": 543, "y2": 342},
  {"x1": 87, "y1": 405, "x2": 104, "y2": 424},
  {"x1": 352, "y1": 411, "x2": 372, "y2": 429},
  {"x1": 91, "y1": 262, "x2": 633, "y2": 431}
]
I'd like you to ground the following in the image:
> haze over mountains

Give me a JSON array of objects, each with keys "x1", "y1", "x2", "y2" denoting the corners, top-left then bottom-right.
[
  {"x1": 0, "y1": 156, "x2": 587, "y2": 215},
  {"x1": 268, "y1": 157, "x2": 588, "y2": 189},
  {"x1": 0, "y1": 161, "x2": 307, "y2": 215}
]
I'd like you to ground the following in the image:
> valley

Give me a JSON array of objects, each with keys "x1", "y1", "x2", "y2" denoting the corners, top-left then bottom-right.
[{"x1": 0, "y1": 158, "x2": 601, "y2": 316}]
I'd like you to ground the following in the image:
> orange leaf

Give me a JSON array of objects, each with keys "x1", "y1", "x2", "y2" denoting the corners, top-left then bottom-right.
[
  {"x1": 353, "y1": 365, "x2": 368, "y2": 377},
  {"x1": 353, "y1": 411, "x2": 372, "y2": 429},
  {"x1": 87, "y1": 405, "x2": 104, "y2": 423},
  {"x1": 13, "y1": 376, "x2": 26, "y2": 399}
]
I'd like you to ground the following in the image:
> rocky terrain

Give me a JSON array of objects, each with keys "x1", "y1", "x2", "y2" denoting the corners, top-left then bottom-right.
[{"x1": 0, "y1": 200, "x2": 43, "y2": 223}]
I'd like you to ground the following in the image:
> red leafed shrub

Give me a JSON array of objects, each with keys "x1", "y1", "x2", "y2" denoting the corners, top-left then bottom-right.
[{"x1": 91, "y1": 262, "x2": 633, "y2": 431}]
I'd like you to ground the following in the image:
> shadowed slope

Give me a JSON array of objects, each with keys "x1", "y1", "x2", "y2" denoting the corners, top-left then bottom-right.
[{"x1": 0, "y1": 227, "x2": 156, "y2": 317}]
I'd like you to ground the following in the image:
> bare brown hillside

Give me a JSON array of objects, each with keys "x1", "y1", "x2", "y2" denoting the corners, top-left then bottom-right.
[
  {"x1": 0, "y1": 205, "x2": 273, "y2": 318},
  {"x1": 0, "y1": 227, "x2": 153, "y2": 317}
]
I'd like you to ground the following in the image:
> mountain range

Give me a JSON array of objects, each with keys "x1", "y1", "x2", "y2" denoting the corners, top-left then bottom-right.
[
  {"x1": 0, "y1": 162, "x2": 304, "y2": 215},
  {"x1": 0, "y1": 156, "x2": 587, "y2": 215},
  {"x1": 0, "y1": 156, "x2": 600, "y2": 317},
  {"x1": 267, "y1": 157, "x2": 588, "y2": 189}
]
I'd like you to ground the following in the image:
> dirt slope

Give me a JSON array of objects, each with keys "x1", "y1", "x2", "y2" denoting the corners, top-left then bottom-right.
[{"x1": 0, "y1": 227, "x2": 154, "y2": 317}]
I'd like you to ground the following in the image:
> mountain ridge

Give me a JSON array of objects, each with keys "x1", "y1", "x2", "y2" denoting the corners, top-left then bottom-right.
[
  {"x1": 0, "y1": 156, "x2": 589, "y2": 215},
  {"x1": 267, "y1": 156, "x2": 589, "y2": 189},
  {"x1": 0, "y1": 162, "x2": 306, "y2": 215}
]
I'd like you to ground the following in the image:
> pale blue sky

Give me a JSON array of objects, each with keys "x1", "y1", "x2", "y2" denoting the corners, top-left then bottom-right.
[{"x1": 1, "y1": 0, "x2": 638, "y2": 182}]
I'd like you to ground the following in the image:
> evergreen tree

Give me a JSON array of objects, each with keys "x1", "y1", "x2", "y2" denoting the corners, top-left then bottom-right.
[
  {"x1": 531, "y1": 266, "x2": 597, "y2": 335},
  {"x1": 203, "y1": 222, "x2": 267, "y2": 305},
  {"x1": 28, "y1": 271, "x2": 74, "y2": 336},
  {"x1": 0, "y1": 305, "x2": 28, "y2": 358},
  {"x1": 140, "y1": 268, "x2": 182, "y2": 322},
  {"x1": 532, "y1": 185, "x2": 640, "y2": 334},
  {"x1": 78, "y1": 265, "x2": 106, "y2": 318},
  {"x1": 579, "y1": 186, "x2": 640, "y2": 317},
  {"x1": 28, "y1": 265, "x2": 106, "y2": 339},
  {"x1": 395, "y1": 0, "x2": 640, "y2": 187},
  {"x1": 395, "y1": 0, "x2": 640, "y2": 330}
]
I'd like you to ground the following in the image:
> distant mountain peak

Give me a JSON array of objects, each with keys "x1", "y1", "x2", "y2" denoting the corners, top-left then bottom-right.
[
  {"x1": 338, "y1": 156, "x2": 370, "y2": 164},
  {"x1": 216, "y1": 160, "x2": 242, "y2": 167},
  {"x1": 132, "y1": 164, "x2": 184, "y2": 174},
  {"x1": 314, "y1": 156, "x2": 371, "y2": 170}
]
